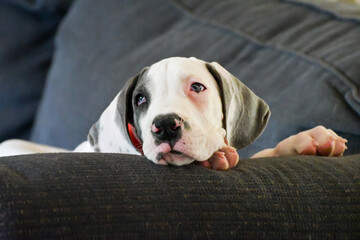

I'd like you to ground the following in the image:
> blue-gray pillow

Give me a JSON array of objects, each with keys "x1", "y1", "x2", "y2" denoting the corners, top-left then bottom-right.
[{"x1": 0, "y1": 1, "x2": 71, "y2": 141}]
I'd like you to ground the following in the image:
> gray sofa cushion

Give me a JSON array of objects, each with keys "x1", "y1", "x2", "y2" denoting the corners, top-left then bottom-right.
[
  {"x1": 295, "y1": 0, "x2": 360, "y2": 20},
  {"x1": 0, "y1": 153, "x2": 359, "y2": 239},
  {"x1": 30, "y1": 0, "x2": 360, "y2": 157},
  {"x1": 0, "y1": 1, "x2": 70, "y2": 141}
]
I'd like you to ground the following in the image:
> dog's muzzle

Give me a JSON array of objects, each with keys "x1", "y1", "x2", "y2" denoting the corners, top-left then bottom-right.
[{"x1": 151, "y1": 113, "x2": 184, "y2": 145}]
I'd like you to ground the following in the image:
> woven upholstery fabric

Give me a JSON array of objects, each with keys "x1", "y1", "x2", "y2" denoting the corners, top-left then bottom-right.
[{"x1": 0, "y1": 153, "x2": 359, "y2": 239}]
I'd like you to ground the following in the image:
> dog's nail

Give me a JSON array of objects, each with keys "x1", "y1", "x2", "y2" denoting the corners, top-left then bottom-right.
[
  {"x1": 215, "y1": 151, "x2": 225, "y2": 158},
  {"x1": 229, "y1": 146, "x2": 237, "y2": 151}
]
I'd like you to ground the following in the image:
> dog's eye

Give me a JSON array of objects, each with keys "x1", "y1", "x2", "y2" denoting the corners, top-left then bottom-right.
[
  {"x1": 135, "y1": 94, "x2": 147, "y2": 106},
  {"x1": 190, "y1": 82, "x2": 206, "y2": 93}
]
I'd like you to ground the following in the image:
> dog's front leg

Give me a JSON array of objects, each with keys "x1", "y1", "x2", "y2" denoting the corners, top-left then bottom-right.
[{"x1": 252, "y1": 125, "x2": 348, "y2": 158}]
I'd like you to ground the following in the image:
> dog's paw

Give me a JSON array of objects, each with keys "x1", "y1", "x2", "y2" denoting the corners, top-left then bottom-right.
[
  {"x1": 196, "y1": 145, "x2": 239, "y2": 170},
  {"x1": 273, "y1": 125, "x2": 347, "y2": 157}
]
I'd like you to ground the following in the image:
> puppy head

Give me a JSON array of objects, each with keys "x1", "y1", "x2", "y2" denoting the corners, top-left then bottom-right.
[
  {"x1": 88, "y1": 57, "x2": 270, "y2": 166},
  {"x1": 131, "y1": 57, "x2": 226, "y2": 165}
]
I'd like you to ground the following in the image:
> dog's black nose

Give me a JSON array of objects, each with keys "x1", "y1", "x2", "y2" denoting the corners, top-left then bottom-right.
[{"x1": 151, "y1": 114, "x2": 183, "y2": 143}]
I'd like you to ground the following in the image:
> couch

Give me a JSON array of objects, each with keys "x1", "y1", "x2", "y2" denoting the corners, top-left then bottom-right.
[{"x1": 1, "y1": 0, "x2": 359, "y2": 238}]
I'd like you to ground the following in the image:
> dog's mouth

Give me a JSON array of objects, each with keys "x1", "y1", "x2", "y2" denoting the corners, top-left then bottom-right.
[
  {"x1": 170, "y1": 150, "x2": 182, "y2": 155},
  {"x1": 157, "y1": 150, "x2": 195, "y2": 166}
]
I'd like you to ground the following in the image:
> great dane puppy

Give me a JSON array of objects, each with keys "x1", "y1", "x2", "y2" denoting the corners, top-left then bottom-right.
[{"x1": 0, "y1": 57, "x2": 347, "y2": 170}]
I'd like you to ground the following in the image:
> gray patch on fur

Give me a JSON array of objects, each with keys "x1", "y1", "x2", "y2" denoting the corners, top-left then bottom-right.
[{"x1": 88, "y1": 122, "x2": 100, "y2": 151}]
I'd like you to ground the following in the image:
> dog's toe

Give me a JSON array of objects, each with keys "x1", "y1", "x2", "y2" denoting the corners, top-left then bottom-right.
[
  {"x1": 220, "y1": 145, "x2": 239, "y2": 168},
  {"x1": 197, "y1": 145, "x2": 239, "y2": 171},
  {"x1": 209, "y1": 151, "x2": 230, "y2": 170},
  {"x1": 307, "y1": 126, "x2": 347, "y2": 156}
]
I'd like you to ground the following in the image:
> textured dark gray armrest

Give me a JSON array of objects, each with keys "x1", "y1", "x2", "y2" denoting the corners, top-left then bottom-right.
[{"x1": 0, "y1": 153, "x2": 359, "y2": 239}]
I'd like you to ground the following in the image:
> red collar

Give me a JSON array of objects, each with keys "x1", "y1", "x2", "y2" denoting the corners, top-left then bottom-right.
[{"x1": 127, "y1": 123, "x2": 143, "y2": 155}]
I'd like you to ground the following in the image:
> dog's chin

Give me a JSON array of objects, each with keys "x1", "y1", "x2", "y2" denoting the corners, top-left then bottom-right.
[{"x1": 161, "y1": 151, "x2": 195, "y2": 166}]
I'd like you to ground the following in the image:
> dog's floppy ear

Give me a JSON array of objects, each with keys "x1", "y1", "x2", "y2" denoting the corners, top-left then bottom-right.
[
  {"x1": 206, "y1": 62, "x2": 270, "y2": 149},
  {"x1": 87, "y1": 67, "x2": 148, "y2": 153}
]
